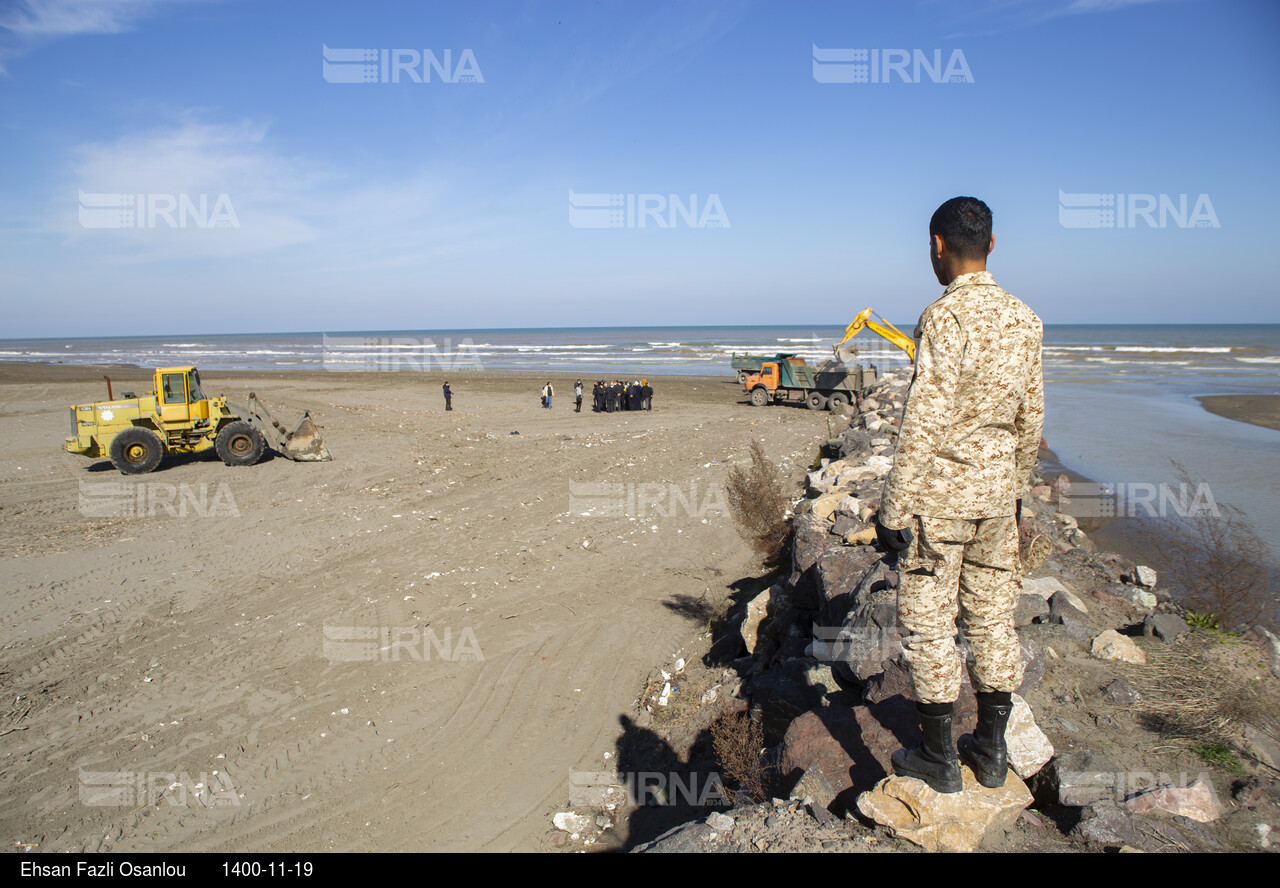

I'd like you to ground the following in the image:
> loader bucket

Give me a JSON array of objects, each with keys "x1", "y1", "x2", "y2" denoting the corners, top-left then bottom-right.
[{"x1": 280, "y1": 411, "x2": 332, "y2": 462}]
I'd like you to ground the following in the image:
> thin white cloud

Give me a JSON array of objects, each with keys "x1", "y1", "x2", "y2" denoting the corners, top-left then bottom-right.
[
  {"x1": 935, "y1": 0, "x2": 1189, "y2": 39},
  {"x1": 64, "y1": 117, "x2": 325, "y2": 259},
  {"x1": 0, "y1": 0, "x2": 206, "y2": 74},
  {"x1": 57, "y1": 114, "x2": 512, "y2": 268},
  {"x1": 1, "y1": 0, "x2": 184, "y2": 36},
  {"x1": 1062, "y1": 0, "x2": 1173, "y2": 12}
]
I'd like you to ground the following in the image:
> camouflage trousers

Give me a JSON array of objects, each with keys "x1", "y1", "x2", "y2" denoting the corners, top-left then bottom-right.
[{"x1": 896, "y1": 514, "x2": 1023, "y2": 704}]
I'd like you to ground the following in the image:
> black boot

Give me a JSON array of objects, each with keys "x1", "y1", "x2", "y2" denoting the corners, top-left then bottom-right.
[
  {"x1": 958, "y1": 692, "x2": 1013, "y2": 789},
  {"x1": 891, "y1": 701, "x2": 962, "y2": 793}
]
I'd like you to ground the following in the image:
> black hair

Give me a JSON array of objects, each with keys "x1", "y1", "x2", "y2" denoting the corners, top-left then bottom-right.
[{"x1": 929, "y1": 197, "x2": 992, "y2": 261}]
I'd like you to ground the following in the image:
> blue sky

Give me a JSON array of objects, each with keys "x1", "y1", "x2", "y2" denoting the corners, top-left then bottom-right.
[{"x1": 1, "y1": 0, "x2": 1277, "y2": 337}]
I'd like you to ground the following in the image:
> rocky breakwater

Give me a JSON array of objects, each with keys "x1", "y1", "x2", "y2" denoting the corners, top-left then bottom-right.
[{"x1": 582, "y1": 368, "x2": 1280, "y2": 853}]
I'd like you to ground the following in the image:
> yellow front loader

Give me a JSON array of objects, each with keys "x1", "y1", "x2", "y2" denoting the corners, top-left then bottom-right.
[{"x1": 64, "y1": 367, "x2": 331, "y2": 474}]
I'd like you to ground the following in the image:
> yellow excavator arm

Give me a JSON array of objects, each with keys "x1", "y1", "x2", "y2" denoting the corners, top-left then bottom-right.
[{"x1": 835, "y1": 308, "x2": 915, "y2": 363}]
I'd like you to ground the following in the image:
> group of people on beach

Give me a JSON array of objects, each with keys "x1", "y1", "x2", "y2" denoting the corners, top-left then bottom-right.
[
  {"x1": 590, "y1": 379, "x2": 652, "y2": 413},
  {"x1": 444, "y1": 379, "x2": 655, "y2": 413}
]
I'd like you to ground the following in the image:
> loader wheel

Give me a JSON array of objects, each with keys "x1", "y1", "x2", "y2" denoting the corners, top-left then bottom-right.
[
  {"x1": 216, "y1": 421, "x2": 265, "y2": 467},
  {"x1": 109, "y1": 427, "x2": 164, "y2": 475},
  {"x1": 749, "y1": 387, "x2": 769, "y2": 408},
  {"x1": 806, "y1": 392, "x2": 827, "y2": 411},
  {"x1": 828, "y1": 392, "x2": 849, "y2": 413}
]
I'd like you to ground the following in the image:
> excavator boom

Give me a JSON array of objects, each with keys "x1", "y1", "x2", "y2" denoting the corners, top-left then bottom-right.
[{"x1": 834, "y1": 308, "x2": 915, "y2": 363}]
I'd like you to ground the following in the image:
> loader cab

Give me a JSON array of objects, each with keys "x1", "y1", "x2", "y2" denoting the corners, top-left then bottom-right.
[{"x1": 154, "y1": 367, "x2": 210, "y2": 424}]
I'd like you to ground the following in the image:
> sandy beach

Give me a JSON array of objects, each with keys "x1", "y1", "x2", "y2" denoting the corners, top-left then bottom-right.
[
  {"x1": 0, "y1": 363, "x2": 845, "y2": 852},
  {"x1": 1197, "y1": 395, "x2": 1280, "y2": 432}
]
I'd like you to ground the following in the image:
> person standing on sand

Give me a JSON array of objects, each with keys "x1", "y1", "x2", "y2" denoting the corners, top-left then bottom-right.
[
  {"x1": 575, "y1": 380, "x2": 583, "y2": 413},
  {"x1": 542, "y1": 382, "x2": 553, "y2": 409},
  {"x1": 443, "y1": 381, "x2": 452, "y2": 412},
  {"x1": 876, "y1": 196, "x2": 1044, "y2": 794}
]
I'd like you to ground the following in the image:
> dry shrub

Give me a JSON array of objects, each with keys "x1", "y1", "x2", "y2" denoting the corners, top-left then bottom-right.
[
  {"x1": 709, "y1": 706, "x2": 772, "y2": 804},
  {"x1": 726, "y1": 439, "x2": 790, "y2": 567},
  {"x1": 1132, "y1": 645, "x2": 1278, "y2": 746}
]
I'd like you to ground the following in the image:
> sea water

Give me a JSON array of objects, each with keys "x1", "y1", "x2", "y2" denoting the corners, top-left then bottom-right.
[{"x1": 4, "y1": 324, "x2": 1277, "y2": 556}]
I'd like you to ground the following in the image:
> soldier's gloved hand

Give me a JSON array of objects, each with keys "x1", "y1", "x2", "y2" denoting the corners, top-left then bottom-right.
[{"x1": 875, "y1": 518, "x2": 913, "y2": 553}]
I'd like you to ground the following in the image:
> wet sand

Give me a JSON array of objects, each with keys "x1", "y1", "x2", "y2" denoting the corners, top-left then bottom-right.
[{"x1": 1197, "y1": 394, "x2": 1280, "y2": 431}]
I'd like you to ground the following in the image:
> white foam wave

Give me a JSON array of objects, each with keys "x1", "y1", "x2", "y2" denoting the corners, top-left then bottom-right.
[{"x1": 1113, "y1": 346, "x2": 1233, "y2": 353}]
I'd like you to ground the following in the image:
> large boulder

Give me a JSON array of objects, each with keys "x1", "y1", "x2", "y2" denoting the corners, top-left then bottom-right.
[
  {"x1": 1046, "y1": 591, "x2": 1092, "y2": 642},
  {"x1": 1022, "y1": 576, "x2": 1084, "y2": 610},
  {"x1": 1071, "y1": 801, "x2": 1222, "y2": 852},
  {"x1": 810, "y1": 489, "x2": 849, "y2": 520},
  {"x1": 780, "y1": 695, "x2": 980, "y2": 811},
  {"x1": 740, "y1": 584, "x2": 790, "y2": 654},
  {"x1": 862, "y1": 653, "x2": 917, "y2": 704},
  {"x1": 1124, "y1": 779, "x2": 1221, "y2": 823},
  {"x1": 1004, "y1": 693, "x2": 1054, "y2": 779},
  {"x1": 822, "y1": 556, "x2": 902, "y2": 675},
  {"x1": 1090, "y1": 629, "x2": 1147, "y2": 664},
  {"x1": 1143, "y1": 613, "x2": 1189, "y2": 643},
  {"x1": 1013, "y1": 593, "x2": 1050, "y2": 627},
  {"x1": 790, "y1": 513, "x2": 841, "y2": 609},
  {"x1": 1017, "y1": 636, "x2": 1047, "y2": 695},
  {"x1": 855, "y1": 769, "x2": 1033, "y2": 853},
  {"x1": 745, "y1": 658, "x2": 841, "y2": 738},
  {"x1": 1031, "y1": 747, "x2": 1121, "y2": 807},
  {"x1": 778, "y1": 707, "x2": 866, "y2": 815},
  {"x1": 814, "y1": 545, "x2": 883, "y2": 631}
]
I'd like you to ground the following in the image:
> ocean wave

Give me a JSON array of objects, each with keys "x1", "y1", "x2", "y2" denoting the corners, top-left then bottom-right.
[
  {"x1": 1081, "y1": 357, "x2": 1194, "y2": 366},
  {"x1": 1236, "y1": 356, "x2": 1280, "y2": 364},
  {"x1": 1113, "y1": 346, "x2": 1233, "y2": 353}
]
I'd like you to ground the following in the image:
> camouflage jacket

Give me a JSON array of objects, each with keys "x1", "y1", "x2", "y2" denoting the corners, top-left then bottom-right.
[{"x1": 880, "y1": 271, "x2": 1044, "y2": 528}]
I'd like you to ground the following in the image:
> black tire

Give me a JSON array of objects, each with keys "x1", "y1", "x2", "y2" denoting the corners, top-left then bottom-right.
[
  {"x1": 736, "y1": 370, "x2": 748, "y2": 384},
  {"x1": 806, "y1": 391, "x2": 827, "y2": 411},
  {"x1": 749, "y1": 386, "x2": 769, "y2": 407},
  {"x1": 216, "y1": 421, "x2": 265, "y2": 467},
  {"x1": 828, "y1": 392, "x2": 849, "y2": 412},
  {"x1": 109, "y1": 426, "x2": 164, "y2": 475}
]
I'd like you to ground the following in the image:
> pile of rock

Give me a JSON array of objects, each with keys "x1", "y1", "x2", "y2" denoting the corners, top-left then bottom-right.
[{"x1": 621, "y1": 368, "x2": 1280, "y2": 853}]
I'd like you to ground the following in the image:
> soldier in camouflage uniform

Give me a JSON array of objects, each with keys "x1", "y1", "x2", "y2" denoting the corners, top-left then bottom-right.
[{"x1": 876, "y1": 196, "x2": 1044, "y2": 793}]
